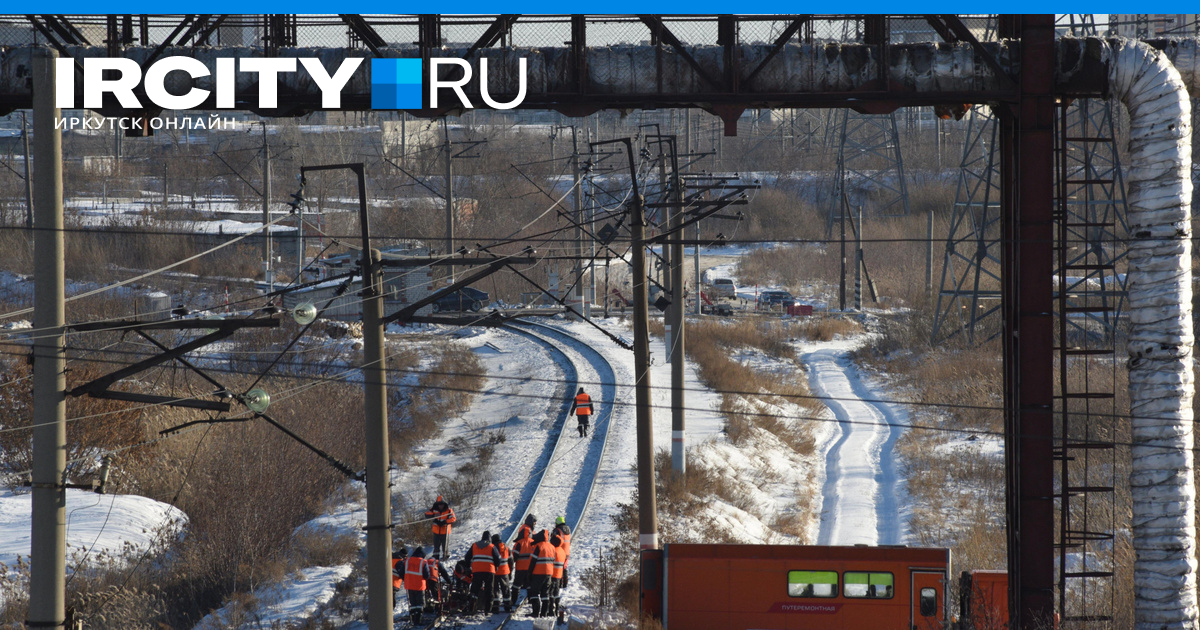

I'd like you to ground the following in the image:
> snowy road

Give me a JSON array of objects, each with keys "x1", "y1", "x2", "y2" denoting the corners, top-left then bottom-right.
[{"x1": 803, "y1": 347, "x2": 905, "y2": 546}]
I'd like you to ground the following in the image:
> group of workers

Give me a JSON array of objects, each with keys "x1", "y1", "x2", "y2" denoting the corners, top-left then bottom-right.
[{"x1": 392, "y1": 497, "x2": 574, "y2": 623}]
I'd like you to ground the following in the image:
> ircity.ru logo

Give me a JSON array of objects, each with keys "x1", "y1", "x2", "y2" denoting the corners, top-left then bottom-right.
[{"x1": 54, "y1": 56, "x2": 527, "y2": 112}]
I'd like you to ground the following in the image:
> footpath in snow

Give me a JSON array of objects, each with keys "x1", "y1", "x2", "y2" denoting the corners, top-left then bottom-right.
[{"x1": 803, "y1": 343, "x2": 907, "y2": 546}]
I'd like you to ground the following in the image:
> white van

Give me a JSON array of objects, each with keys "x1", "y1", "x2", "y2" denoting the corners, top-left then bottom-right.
[{"x1": 709, "y1": 278, "x2": 736, "y2": 299}]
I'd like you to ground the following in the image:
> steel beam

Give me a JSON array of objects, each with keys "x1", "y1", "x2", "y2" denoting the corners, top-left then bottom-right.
[{"x1": 1002, "y1": 14, "x2": 1056, "y2": 630}]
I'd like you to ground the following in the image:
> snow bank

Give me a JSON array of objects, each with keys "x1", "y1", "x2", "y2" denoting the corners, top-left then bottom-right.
[{"x1": 0, "y1": 488, "x2": 186, "y2": 570}]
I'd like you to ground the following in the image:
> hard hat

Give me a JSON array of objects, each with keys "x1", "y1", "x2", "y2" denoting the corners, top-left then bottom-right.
[{"x1": 555, "y1": 516, "x2": 566, "y2": 525}]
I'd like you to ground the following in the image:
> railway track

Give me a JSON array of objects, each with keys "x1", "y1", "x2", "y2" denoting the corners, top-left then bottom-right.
[{"x1": 431, "y1": 318, "x2": 618, "y2": 630}]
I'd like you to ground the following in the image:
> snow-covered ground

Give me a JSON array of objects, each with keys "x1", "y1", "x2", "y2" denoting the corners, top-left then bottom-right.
[
  {"x1": 0, "y1": 488, "x2": 186, "y2": 571},
  {"x1": 0, "y1": 487, "x2": 186, "y2": 611}
]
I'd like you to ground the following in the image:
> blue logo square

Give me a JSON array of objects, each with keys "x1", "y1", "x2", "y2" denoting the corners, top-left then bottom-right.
[{"x1": 371, "y1": 58, "x2": 422, "y2": 110}]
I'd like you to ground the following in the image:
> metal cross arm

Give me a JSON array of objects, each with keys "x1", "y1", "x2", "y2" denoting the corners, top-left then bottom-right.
[
  {"x1": 69, "y1": 318, "x2": 280, "y2": 333},
  {"x1": 68, "y1": 318, "x2": 280, "y2": 408}
]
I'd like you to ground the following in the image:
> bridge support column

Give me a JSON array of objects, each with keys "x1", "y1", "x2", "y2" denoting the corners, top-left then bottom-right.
[{"x1": 1001, "y1": 14, "x2": 1056, "y2": 630}]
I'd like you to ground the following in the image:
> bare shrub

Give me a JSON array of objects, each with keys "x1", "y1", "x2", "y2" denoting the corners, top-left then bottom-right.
[{"x1": 389, "y1": 342, "x2": 484, "y2": 462}]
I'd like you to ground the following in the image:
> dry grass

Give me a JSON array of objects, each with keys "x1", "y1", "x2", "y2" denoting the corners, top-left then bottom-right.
[
  {"x1": 791, "y1": 315, "x2": 862, "y2": 342},
  {"x1": 389, "y1": 343, "x2": 485, "y2": 462},
  {"x1": 678, "y1": 319, "x2": 816, "y2": 453}
]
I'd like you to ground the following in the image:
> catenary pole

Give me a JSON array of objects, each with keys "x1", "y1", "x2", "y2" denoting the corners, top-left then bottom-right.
[
  {"x1": 444, "y1": 120, "x2": 455, "y2": 283},
  {"x1": 29, "y1": 46, "x2": 66, "y2": 630},
  {"x1": 668, "y1": 139, "x2": 686, "y2": 474},
  {"x1": 357, "y1": 165, "x2": 393, "y2": 630},
  {"x1": 262, "y1": 121, "x2": 273, "y2": 290},
  {"x1": 596, "y1": 137, "x2": 658, "y2": 551},
  {"x1": 22, "y1": 111, "x2": 33, "y2": 229}
]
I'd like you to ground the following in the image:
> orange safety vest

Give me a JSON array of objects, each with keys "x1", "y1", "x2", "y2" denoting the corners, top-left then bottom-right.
[
  {"x1": 556, "y1": 530, "x2": 572, "y2": 567},
  {"x1": 495, "y1": 543, "x2": 512, "y2": 576},
  {"x1": 392, "y1": 558, "x2": 404, "y2": 589},
  {"x1": 553, "y1": 545, "x2": 566, "y2": 579},
  {"x1": 471, "y1": 541, "x2": 497, "y2": 574},
  {"x1": 424, "y1": 557, "x2": 440, "y2": 583},
  {"x1": 404, "y1": 556, "x2": 427, "y2": 591},
  {"x1": 514, "y1": 537, "x2": 534, "y2": 572},
  {"x1": 574, "y1": 392, "x2": 592, "y2": 416},
  {"x1": 427, "y1": 506, "x2": 456, "y2": 535},
  {"x1": 531, "y1": 541, "x2": 557, "y2": 576}
]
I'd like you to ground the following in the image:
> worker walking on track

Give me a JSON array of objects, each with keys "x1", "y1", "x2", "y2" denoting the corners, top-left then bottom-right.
[
  {"x1": 569, "y1": 387, "x2": 593, "y2": 437},
  {"x1": 511, "y1": 525, "x2": 535, "y2": 610},
  {"x1": 424, "y1": 495, "x2": 456, "y2": 559},
  {"x1": 528, "y1": 530, "x2": 557, "y2": 617},
  {"x1": 491, "y1": 533, "x2": 515, "y2": 613},
  {"x1": 468, "y1": 530, "x2": 502, "y2": 613},
  {"x1": 404, "y1": 547, "x2": 432, "y2": 625}
]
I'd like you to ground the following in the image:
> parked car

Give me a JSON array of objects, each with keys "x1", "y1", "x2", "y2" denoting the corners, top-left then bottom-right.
[
  {"x1": 431, "y1": 287, "x2": 490, "y2": 313},
  {"x1": 708, "y1": 278, "x2": 737, "y2": 299},
  {"x1": 758, "y1": 289, "x2": 796, "y2": 309}
]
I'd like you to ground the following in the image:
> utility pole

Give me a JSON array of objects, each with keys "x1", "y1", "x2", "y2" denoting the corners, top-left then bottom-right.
[
  {"x1": 303, "y1": 163, "x2": 391, "y2": 630},
  {"x1": 596, "y1": 138, "x2": 657, "y2": 550},
  {"x1": 631, "y1": 155, "x2": 657, "y2": 551},
  {"x1": 262, "y1": 121, "x2": 273, "y2": 290},
  {"x1": 686, "y1": 110, "x2": 701, "y2": 316},
  {"x1": 30, "y1": 46, "x2": 66, "y2": 630},
  {"x1": 854, "y1": 205, "x2": 863, "y2": 311},
  {"x1": 926, "y1": 209, "x2": 934, "y2": 295},
  {"x1": 668, "y1": 141, "x2": 686, "y2": 475},
  {"x1": 296, "y1": 196, "x2": 304, "y2": 283},
  {"x1": 21, "y1": 111, "x2": 33, "y2": 229},
  {"x1": 657, "y1": 147, "x2": 672, "y2": 355},
  {"x1": 839, "y1": 205, "x2": 847, "y2": 311},
  {"x1": 443, "y1": 120, "x2": 454, "y2": 280},
  {"x1": 570, "y1": 126, "x2": 587, "y2": 317}
]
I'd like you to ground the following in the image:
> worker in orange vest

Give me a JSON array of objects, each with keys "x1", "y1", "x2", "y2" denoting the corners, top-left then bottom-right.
[
  {"x1": 516, "y1": 514, "x2": 537, "y2": 542},
  {"x1": 511, "y1": 526, "x2": 535, "y2": 609},
  {"x1": 391, "y1": 548, "x2": 408, "y2": 610},
  {"x1": 549, "y1": 533, "x2": 568, "y2": 619},
  {"x1": 468, "y1": 530, "x2": 502, "y2": 613},
  {"x1": 403, "y1": 547, "x2": 432, "y2": 624},
  {"x1": 528, "y1": 530, "x2": 557, "y2": 617},
  {"x1": 490, "y1": 533, "x2": 515, "y2": 613},
  {"x1": 569, "y1": 387, "x2": 593, "y2": 437},
  {"x1": 424, "y1": 495, "x2": 456, "y2": 559},
  {"x1": 554, "y1": 516, "x2": 572, "y2": 589},
  {"x1": 423, "y1": 553, "x2": 449, "y2": 617}
]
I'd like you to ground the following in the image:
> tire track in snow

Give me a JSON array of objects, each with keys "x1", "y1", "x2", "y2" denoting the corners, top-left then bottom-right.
[{"x1": 803, "y1": 347, "x2": 904, "y2": 546}]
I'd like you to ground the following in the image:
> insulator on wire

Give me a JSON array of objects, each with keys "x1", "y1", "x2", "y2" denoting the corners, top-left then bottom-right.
[
  {"x1": 243, "y1": 388, "x2": 271, "y2": 413},
  {"x1": 293, "y1": 302, "x2": 317, "y2": 325},
  {"x1": 94, "y1": 456, "x2": 112, "y2": 494}
]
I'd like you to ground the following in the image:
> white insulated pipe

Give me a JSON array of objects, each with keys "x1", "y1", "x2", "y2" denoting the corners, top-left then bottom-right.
[{"x1": 1106, "y1": 38, "x2": 1197, "y2": 629}]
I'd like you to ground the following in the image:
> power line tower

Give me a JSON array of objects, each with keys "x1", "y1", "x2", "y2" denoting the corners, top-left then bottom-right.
[
  {"x1": 934, "y1": 15, "x2": 1130, "y2": 345},
  {"x1": 826, "y1": 109, "x2": 911, "y2": 236},
  {"x1": 930, "y1": 106, "x2": 1003, "y2": 344}
]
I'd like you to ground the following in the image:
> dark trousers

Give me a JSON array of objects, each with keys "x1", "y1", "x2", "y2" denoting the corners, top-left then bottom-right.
[
  {"x1": 425, "y1": 580, "x2": 442, "y2": 612},
  {"x1": 577, "y1": 414, "x2": 590, "y2": 436},
  {"x1": 407, "y1": 589, "x2": 425, "y2": 622},
  {"x1": 548, "y1": 577, "x2": 561, "y2": 615},
  {"x1": 432, "y1": 532, "x2": 448, "y2": 559},
  {"x1": 470, "y1": 572, "x2": 495, "y2": 612},
  {"x1": 528, "y1": 574, "x2": 552, "y2": 617},
  {"x1": 513, "y1": 569, "x2": 530, "y2": 607},
  {"x1": 493, "y1": 573, "x2": 512, "y2": 611}
]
